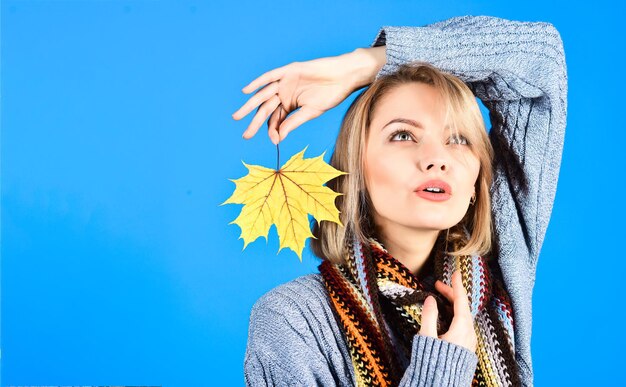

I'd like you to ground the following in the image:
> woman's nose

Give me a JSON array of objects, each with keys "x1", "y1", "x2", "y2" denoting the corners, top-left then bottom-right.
[
  {"x1": 423, "y1": 160, "x2": 447, "y2": 172},
  {"x1": 418, "y1": 142, "x2": 448, "y2": 172}
]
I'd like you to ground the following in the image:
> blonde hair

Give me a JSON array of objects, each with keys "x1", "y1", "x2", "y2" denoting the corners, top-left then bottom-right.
[{"x1": 311, "y1": 62, "x2": 494, "y2": 264}]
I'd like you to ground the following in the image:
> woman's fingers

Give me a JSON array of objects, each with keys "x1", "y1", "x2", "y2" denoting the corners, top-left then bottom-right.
[
  {"x1": 241, "y1": 65, "x2": 288, "y2": 95},
  {"x1": 233, "y1": 81, "x2": 279, "y2": 121},
  {"x1": 419, "y1": 295, "x2": 439, "y2": 338},
  {"x1": 234, "y1": 55, "x2": 358, "y2": 144},
  {"x1": 446, "y1": 270, "x2": 475, "y2": 348},
  {"x1": 243, "y1": 95, "x2": 282, "y2": 140},
  {"x1": 276, "y1": 105, "x2": 323, "y2": 143},
  {"x1": 451, "y1": 270, "x2": 472, "y2": 320},
  {"x1": 427, "y1": 269, "x2": 477, "y2": 353},
  {"x1": 435, "y1": 270, "x2": 470, "y2": 315},
  {"x1": 435, "y1": 279, "x2": 453, "y2": 302},
  {"x1": 267, "y1": 105, "x2": 286, "y2": 145}
]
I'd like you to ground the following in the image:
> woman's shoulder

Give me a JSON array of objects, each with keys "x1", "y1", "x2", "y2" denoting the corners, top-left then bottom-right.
[
  {"x1": 249, "y1": 273, "x2": 331, "y2": 321},
  {"x1": 245, "y1": 274, "x2": 357, "y2": 385},
  {"x1": 246, "y1": 273, "x2": 349, "y2": 361}
]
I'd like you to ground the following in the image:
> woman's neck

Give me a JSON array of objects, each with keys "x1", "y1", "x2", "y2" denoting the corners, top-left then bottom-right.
[{"x1": 377, "y1": 224, "x2": 441, "y2": 277}]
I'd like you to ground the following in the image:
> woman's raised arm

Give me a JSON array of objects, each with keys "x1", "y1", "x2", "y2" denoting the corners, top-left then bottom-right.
[{"x1": 369, "y1": 16, "x2": 567, "y2": 267}]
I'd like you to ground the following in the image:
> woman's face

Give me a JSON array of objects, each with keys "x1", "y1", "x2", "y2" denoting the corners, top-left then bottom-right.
[{"x1": 364, "y1": 82, "x2": 480, "y2": 234}]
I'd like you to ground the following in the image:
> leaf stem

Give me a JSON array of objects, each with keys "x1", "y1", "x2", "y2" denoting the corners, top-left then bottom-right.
[{"x1": 276, "y1": 143, "x2": 280, "y2": 170}]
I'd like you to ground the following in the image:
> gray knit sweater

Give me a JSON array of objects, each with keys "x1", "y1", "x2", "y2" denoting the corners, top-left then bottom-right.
[{"x1": 244, "y1": 16, "x2": 567, "y2": 387}]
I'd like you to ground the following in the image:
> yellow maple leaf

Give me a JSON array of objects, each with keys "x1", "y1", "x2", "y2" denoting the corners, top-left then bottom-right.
[{"x1": 221, "y1": 146, "x2": 347, "y2": 261}]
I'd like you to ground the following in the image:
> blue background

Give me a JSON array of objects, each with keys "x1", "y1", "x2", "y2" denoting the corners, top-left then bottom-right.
[{"x1": 2, "y1": 0, "x2": 624, "y2": 386}]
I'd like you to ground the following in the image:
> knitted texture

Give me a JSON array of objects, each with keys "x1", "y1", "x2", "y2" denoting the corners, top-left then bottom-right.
[{"x1": 319, "y1": 235, "x2": 520, "y2": 386}]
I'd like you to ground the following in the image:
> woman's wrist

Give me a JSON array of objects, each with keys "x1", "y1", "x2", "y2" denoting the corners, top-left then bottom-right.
[{"x1": 345, "y1": 46, "x2": 386, "y2": 89}]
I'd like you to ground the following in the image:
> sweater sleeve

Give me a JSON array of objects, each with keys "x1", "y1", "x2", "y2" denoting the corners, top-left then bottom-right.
[
  {"x1": 370, "y1": 16, "x2": 568, "y2": 267},
  {"x1": 244, "y1": 281, "x2": 478, "y2": 386},
  {"x1": 398, "y1": 335, "x2": 478, "y2": 386}
]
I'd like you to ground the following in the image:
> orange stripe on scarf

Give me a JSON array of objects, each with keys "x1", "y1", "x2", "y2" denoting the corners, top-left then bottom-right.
[{"x1": 326, "y1": 286, "x2": 391, "y2": 386}]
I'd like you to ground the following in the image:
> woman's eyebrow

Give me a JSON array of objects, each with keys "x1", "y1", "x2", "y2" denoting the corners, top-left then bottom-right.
[{"x1": 381, "y1": 118, "x2": 423, "y2": 131}]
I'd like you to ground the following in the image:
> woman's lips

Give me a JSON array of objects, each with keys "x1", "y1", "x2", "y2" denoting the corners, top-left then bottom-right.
[
  {"x1": 415, "y1": 179, "x2": 452, "y2": 194},
  {"x1": 414, "y1": 179, "x2": 452, "y2": 201},
  {"x1": 415, "y1": 190, "x2": 452, "y2": 201}
]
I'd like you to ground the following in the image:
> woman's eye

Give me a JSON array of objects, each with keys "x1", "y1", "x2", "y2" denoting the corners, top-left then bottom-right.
[
  {"x1": 390, "y1": 130, "x2": 414, "y2": 142},
  {"x1": 448, "y1": 134, "x2": 469, "y2": 145}
]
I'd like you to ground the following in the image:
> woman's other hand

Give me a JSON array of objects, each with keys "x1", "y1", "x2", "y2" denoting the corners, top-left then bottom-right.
[
  {"x1": 419, "y1": 270, "x2": 478, "y2": 353},
  {"x1": 232, "y1": 47, "x2": 386, "y2": 145}
]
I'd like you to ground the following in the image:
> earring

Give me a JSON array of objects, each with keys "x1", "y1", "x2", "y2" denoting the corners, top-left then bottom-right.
[{"x1": 470, "y1": 192, "x2": 476, "y2": 206}]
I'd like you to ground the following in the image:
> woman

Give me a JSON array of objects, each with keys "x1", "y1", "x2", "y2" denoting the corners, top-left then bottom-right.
[{"x1": 234, "y1": 15, "x2": 567, "y2": 387}]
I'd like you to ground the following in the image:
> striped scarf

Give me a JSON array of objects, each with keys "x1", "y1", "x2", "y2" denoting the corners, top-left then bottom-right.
[{"x1": 318, "y1": 234, "x2": 520, "y2": 386}]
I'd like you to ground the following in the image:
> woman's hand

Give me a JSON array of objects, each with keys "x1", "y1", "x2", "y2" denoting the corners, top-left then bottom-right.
[
  {"x1": 419, "y1": 269, "x2": 478, "y2": 353},
  {"x1": 232, "y1": 47, "x2": 386, "y2": 145}
]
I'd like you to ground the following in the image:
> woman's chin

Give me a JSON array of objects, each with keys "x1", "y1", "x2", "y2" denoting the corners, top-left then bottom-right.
[{"x1": 402, "y1": 217, "x2": 462, "y2": 232}]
